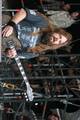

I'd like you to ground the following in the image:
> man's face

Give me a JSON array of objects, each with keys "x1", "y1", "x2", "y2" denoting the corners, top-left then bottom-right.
[{"x1": 49, "y1": 33, "x2": 67, "y2": 45}]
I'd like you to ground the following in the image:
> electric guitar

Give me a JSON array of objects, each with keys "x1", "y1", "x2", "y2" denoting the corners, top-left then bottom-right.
[{"x1": 7, "y1": 40, "x2": 34, "y2": 101}]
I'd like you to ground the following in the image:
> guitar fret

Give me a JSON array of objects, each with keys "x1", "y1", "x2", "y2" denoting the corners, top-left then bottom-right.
[
  {"x1": 23, "y1": 76, "x2": 27, "y2": 79},
  {"x1": 17, "y1": 62, "x2": 22, "y2": 66},
  {"x1": 21, "y1": 72, "x2": 26, "y2": 76},
  {"x1": 18, "y1": 66, "x2": 23, "y2": 70}
]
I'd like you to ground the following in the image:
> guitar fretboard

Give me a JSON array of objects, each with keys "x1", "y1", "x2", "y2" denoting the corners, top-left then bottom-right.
[{"x1": 7, "y1": 40, "x2": 34, "y2": 101}]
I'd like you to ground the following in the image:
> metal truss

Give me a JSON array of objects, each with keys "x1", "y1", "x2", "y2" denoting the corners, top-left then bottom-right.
[
  {"x1": 2, "y1": 1, "x2": 80, "y2": 119},
  {"x1": 0, "y1": 50, "x2": 80, "y2": 119}
]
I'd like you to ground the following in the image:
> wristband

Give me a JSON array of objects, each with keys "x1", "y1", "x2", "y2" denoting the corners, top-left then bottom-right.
[{"x1": 7, "y1": 21, "x2": 16, "y2": 28}]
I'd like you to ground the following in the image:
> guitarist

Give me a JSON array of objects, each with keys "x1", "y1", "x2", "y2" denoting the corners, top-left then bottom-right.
[{"x1": 2, "y1": 8, "x2": 72, "y2": 57}]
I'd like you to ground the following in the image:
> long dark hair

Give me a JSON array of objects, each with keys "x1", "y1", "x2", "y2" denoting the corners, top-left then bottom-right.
[{"x1": 41, "y1": 28, "x2": 72, "y2": 50}]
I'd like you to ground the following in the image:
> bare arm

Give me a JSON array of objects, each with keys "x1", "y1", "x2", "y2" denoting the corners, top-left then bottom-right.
[
  {"x1": 11, "y1": 8, "x2": 27, "y2": 24},
  {"x1": 2, "y1": 8, "x2": 27, "y2": 37}
]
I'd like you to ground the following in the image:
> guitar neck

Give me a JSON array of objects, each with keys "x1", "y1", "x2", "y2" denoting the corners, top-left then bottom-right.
[
  {"x1": 7, "y1": 40, "x2": 34, "y2": 101},
  {"x1": 6, "y1": 40, "x2": 29, "y2": 85},
  {"x1": 15, "y1": 55, "x2": 29, "y2": 85}
]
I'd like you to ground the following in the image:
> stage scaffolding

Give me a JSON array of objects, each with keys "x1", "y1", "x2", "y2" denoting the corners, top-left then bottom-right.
[
  {"x1": 0, "y1": 51, "x2": 80, "y2": 120},
  {"x1": 1, "y1": 1, "x2": 80, "y2": 119}
]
